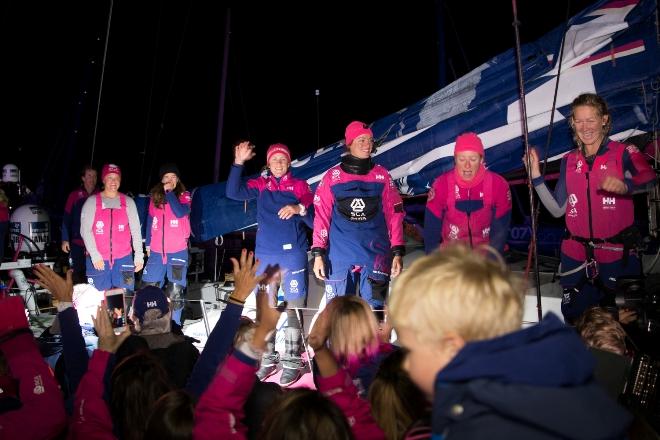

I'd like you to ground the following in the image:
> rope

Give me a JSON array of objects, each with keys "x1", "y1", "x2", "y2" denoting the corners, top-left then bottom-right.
[
  {"x1": 146, "y1": 0, "x2": 192, "y2": 189},
  {"x1": 139, "y1": 1, "x2": 164, "y2": 193},
  {"x1": 512, "y1": 0, "x2": 543, "y2": 321},
  {"x1": 90, "y1": 0, "x2": 115, "y2": 166}
]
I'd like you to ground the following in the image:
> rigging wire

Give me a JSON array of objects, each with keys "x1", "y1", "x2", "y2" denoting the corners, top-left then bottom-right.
[
  {"x1": 139, "y1": 1, "x2": 164, "y2": 193},
  {"x1": 213, "y1": 8, "x2": 232, "y2": 183},
  {"x1": 231, "y1": 32, "x2": 252, "y2": 141},
  {"x1": 524, "y1": 0, "x2": 571, "y2": 279},
  {"x1": 90, "y1": 0, "x2": 114, "y2": 166},
  {"x1": 145, "y1": 0, "x2": 193, "y2": 189},
  {"x1": 442, "y1": 0, "x2": 471, "y2": 74},
  {"x1": 511, "y1": 0, "x2": 544, "y2": 321}
]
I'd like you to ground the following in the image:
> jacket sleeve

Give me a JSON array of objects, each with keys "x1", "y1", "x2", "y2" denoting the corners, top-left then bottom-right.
[
  {"x1": 145, "y1": 212, "x2": 153, "y2": 248},
  {"x1": 317, "y1": 366, "x2": 385, "y2": 440},
  {"x1": 125, "y1": 196, "x2": 145, "y2": 266},
  {"x1": 186, "y1": 302, "x2": 244, "y2": 398},
  {"x1": 489, "y1": 175, "x2": 512, "y2": 254},
  {"x1": 423, "y1": 175, "x2": 446, "y2": 254},
  {"x1": 0, "y1": 332, "x2": 68, "y2": 440},
  {"x1": 59, "y1": 306, "x2": 89, "y2": 397},
  {"x1": 166, "y1": 190, "x2": 192, "y2": 218},
  {"x1": 226, "y1": 165, "x2": 261, "y2": 201},
  {"x1": 312, "y1": 171, "x2": 335, "y2": 250},
  {"x1": 80, "y1": 196, "x2": 102, "y2": 263},
  {"x1": 62, "y1": 191, "x2": 76, "y2": 242},
  {"x1": 70, "y1": 349, "x2": 116, "y2": 440},
  {"x1": 193, "y1": 351, "x2": 258, "y2": 440},
  {"x1": 381, "y1": 169, "x2": 405, "y2": 248},
  {"x1": 622, "y1": 144, "x2": 656, "y2": 193},
  {"x1": 532, "y1": 156, "x2": 568, "y2": 218}
]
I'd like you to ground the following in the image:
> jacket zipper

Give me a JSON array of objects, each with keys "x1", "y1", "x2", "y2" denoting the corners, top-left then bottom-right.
[
  {"x1": 585, "y1": 162, "x2": 595, "y2": 242},
  {"x1": 466, "y1": 188, "x2": 473, "y2": 248},
  {"x1": 162, "y1": 212, "x2": 166, "y2": 263},
  {"x1": 109, "y1": 208, "x2": 114, "y2": 267}
]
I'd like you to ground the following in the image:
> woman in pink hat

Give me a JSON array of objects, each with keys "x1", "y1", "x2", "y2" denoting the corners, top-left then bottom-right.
[
  {"x1": 226, "y1": 141, "x2": 313, "y2": 386},
  {"x1": 423, "y1": 132, "x2": 512, "y2": 254},
  {"x1": 312, "y1": 121, "x2": 405, "y2": 311},
  {"x1": 80, "y1": 163, "x2": 144, "y2": 291}
]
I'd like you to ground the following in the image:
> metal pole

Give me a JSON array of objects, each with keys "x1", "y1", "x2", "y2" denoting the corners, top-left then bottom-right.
[
  {"x1": 511, "y1": 0, "x2": 543, "y2": 321},
  {"x1": 213, "y1": 9, "x2": 231, "y2": 183},
  {"x1": 200, "y1": 299, "x2": 211, "y2": 337}
]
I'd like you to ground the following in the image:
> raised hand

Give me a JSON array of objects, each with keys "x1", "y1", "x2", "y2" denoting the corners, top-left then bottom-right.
[
  {"x1": 92, "y1": 305, "x2": 130, "y2": 353},
  {"x1": 308, "y1": 297, "x2": 341, "y2": 352},
  {"x1": 234, "y1": 141, "x2": 256, "y2": 165},
  {"x1": 33, "y1": 264, "x2": 73, "y2": 303},
  {"x1": 252, "y1": 283, "x2": 283, "y2": 351},
  {"x1": 522, "y1": 147, "x2": 542, "y2": 179},
  {"x1": 229, "y1": 249, "x2": 266, "y2": 302}
]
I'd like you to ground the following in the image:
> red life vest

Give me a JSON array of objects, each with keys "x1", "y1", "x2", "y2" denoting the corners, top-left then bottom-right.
[{"x1": 562, "y1": 141, "x2": 634, "y2": 263}]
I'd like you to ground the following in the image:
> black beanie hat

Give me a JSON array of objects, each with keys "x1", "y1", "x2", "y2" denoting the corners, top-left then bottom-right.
[{"x1": 159, "y1": 163, "x2": 180, "y2": 179}]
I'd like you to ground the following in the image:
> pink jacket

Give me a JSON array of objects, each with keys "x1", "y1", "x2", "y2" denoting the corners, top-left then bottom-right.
[
  {"x1": 427, "y1": 168, "x2": 511, "y2": 249},
  {"x1": 0, "y1": 332, "x2": 67, "y2": 440},
  {"x1": 317, "y1": 365, "x2": 386, "y2": 440},
  {"x1": 193, "y1": 352, "x2": 385, "y2": 440},
  {"x1": 69, "y1": 350, "x2": 116, "y2": 440}
]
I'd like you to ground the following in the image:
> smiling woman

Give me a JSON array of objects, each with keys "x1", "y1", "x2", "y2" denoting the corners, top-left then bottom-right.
[
  {"x1": 225, "y1": 141, "x2": 314, "y2": 386},
  {"x1": 526, "y1": 92, "x2": 657, "y2": 322},
  {"x1": 79, "y1": 163, "x2": 145, "y2": 292}
]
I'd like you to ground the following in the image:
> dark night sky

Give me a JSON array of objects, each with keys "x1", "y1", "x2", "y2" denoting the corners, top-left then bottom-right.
[{"x1": 1, "y1": 0, "x2": 595, "y2": 212}]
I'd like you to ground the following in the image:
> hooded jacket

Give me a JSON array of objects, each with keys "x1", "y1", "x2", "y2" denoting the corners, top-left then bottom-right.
[{"x1": 432, "y1": 313, "x2": 631, "y2": 439}]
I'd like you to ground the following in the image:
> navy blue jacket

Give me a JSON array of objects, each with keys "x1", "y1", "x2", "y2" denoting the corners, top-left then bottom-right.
[
  {"x1": 226, "y1": 165, "x2": 313, "y2": 256},
  {"x1": 432, "y1": 313, "x2": 631, "y2": 439}
]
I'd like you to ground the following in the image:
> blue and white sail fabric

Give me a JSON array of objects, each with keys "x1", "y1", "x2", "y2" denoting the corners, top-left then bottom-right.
[{"x1": 191, "y1": 0, "x2": 660, "y2": 241}]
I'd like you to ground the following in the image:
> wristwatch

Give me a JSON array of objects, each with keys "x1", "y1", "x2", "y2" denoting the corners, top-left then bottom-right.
[{"x1": 298, "y1": 203, "x2": 307, "y2": 216}]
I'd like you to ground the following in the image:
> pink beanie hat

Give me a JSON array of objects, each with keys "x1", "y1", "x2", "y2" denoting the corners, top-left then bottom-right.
[
  {"x1": 454, "y1": 132, "x2": 485, "y2": 156},
  {"x1": 344, "y1": 121, "x2": 373, "y2": 146},
  {"x1": 101, "y1": 163, "x2": 121, "y2": 180},
  {"x1": 266, "y1": 143, "x2": 291, "y2": 163}
]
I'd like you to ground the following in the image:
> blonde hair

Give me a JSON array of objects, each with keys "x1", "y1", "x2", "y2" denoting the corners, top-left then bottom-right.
[
  {"x1": 574, "y1": 307, "x2": 627, "y2": 356},
  {"x1": 569, "y1": 93, "x2": 612, "y2": 149},
  {"x1": 328, "y1": 296, "x2": 380, "y2": 364},
  {"x1": 388, "y1": 244, "x2": 524, "y2": 344}
]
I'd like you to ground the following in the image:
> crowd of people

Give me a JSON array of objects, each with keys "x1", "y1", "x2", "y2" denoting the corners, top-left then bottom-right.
[{"x1": 0, "y1": 91, "x2": 657, "y2": 438}]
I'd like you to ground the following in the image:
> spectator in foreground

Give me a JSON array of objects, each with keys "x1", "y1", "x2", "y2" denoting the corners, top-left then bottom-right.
[{"x1": 388, "y1": 244, "x2": 632, "y2": 439}]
